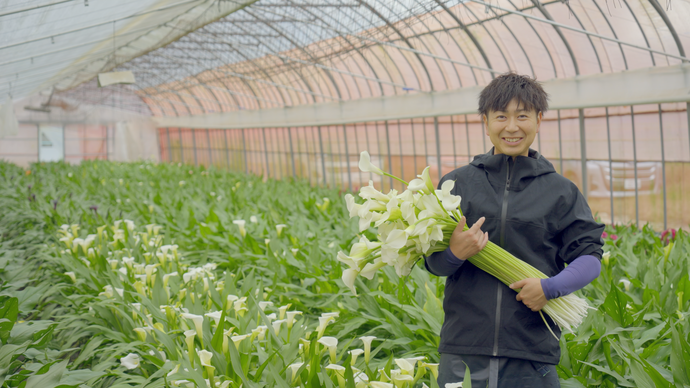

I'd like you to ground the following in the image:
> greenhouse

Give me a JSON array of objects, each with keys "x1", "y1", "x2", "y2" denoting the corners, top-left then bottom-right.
[{"x1": 1, "y1": 0, "x2": 690, "y2": 387}]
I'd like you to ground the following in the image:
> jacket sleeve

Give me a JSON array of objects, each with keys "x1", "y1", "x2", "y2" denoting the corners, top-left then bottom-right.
[
  {"x1": 424, "y1": 248, "x2": 466, "y2": 276},
  {"x1": 557, "y1": 185, "x2": 605, "y2": 264}
]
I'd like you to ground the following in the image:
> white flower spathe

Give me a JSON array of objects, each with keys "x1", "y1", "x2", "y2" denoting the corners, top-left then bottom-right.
[
  {"x1": 197, "y1": 349, "x2": 213, "y2": 367},
  {"x1": 120, "y1": 353, "x2": 140, "y2": 369},
  {"x1": 358, "y1": 151, "x2": 384, "y2": 176},
  {"x1": 436, "y1": 179, "x2": 462, "y2": 211}
]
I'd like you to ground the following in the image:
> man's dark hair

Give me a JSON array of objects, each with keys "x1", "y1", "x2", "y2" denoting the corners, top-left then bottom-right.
[{"x1": 478, "y1": 72, "x2": 548, "y2": 116}]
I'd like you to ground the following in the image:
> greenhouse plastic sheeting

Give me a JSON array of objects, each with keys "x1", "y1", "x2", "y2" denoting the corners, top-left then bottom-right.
[
  {"x1": 153, "y1": 64, "x2": 690, "y2": 129},
  {"x1": 0, "y1": 0, "x2": 256, "y2": 101}
]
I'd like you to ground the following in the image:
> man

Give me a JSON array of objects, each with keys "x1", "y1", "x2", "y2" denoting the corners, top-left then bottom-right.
[{"x1": 425, "y1": 72, "x2": 604, "y2": 388}]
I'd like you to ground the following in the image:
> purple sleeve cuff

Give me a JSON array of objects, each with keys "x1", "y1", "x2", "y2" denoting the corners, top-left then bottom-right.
[
  {"x1": 541, "y1": 255, "x2": 601, "y2": 300},
  {"x1": 424, "y1": 248, "x2": 466, "y2": 277}
]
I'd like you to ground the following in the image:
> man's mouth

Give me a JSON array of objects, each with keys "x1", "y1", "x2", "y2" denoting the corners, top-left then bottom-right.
[{"x1": 503, "y1": 137, "x2": 522, "y2": 144}]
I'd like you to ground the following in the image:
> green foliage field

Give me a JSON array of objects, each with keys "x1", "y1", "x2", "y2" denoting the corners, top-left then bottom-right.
[{"x1": 0, "y1": 160, "x2": 689, "y2": 388}]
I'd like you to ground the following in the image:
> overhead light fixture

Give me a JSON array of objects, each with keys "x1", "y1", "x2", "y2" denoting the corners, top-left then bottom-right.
[
  {"x1": 98, "y1": 71, "x2": 136, "y2": 87},
  {"x1": 24, "y1": 105, "x2": 51, "y2": 113}
]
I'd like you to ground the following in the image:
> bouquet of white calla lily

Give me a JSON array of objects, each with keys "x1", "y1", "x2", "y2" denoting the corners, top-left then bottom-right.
[{"x1": 338, "y1": 153, "x2": 591, "y2": 335}]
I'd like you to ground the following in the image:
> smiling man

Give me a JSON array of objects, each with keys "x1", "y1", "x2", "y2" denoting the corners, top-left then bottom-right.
[{"x1": 425, "y1": 72, "x2": 604, "y2": 388}]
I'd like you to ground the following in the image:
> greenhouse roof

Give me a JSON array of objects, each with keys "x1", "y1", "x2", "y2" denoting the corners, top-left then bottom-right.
[{"x1": 3, "y1": 0, "x2": 690, "y2": 119}]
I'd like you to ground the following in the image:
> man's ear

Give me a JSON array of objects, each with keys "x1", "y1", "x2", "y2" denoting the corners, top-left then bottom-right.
[
  {"x1": 482, "y1": 114, "x2": 489, "y2": 135},
  {"x1": 536, "y1": 111, "x2": 543, "y2": 133}
]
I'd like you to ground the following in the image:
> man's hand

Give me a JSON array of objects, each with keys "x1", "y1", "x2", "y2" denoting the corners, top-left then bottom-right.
[
  {"x1": 448, "y1": 216, "x2": 489, "y2": 261},
  {"x1": 510, "y1": 278, "x2": 548, "y2": 312}
]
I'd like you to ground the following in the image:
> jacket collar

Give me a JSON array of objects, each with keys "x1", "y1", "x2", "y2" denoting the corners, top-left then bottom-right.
[{"x1": 470, "y1": 148, "x2": 556, "y2": 190}]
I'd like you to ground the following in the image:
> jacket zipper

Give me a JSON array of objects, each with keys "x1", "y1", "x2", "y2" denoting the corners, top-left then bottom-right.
[{"x1": 493, "y1": 160, "x2": 511, "y2": 356}]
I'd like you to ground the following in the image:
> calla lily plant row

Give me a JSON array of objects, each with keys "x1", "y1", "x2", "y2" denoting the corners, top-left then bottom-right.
[{"x1": 1, "y1": 159, "x2": 690, "y2": 388}]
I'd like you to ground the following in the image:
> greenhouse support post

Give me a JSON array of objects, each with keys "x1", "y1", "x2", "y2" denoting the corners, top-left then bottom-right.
[
  {"x1": 397, "y1": 121, "x2": 404, "y2": 191},
  {"x1": 318, "y1": 126, "x2": 327, "y2": 187},
  {"x1": 192, "y1": 128, "x2": 198, "y2": 166},
  {"x1": 206, "y1": 128, "x2": 213, "y2": 166},
  {"x1": 289, "y1": 127, "x2": 296, "y2": 179},
  {"x1": 659, "y1": 104, "x2": 667, "y2": 230},
  {"x1": 166, "y1": 128, "x2": 171, "y2": 163},
  {"x1": 558, "y1": 111, "x2": 563, "y2": 175},
  {"x1": 435, "y1": 116, "x2": 442, "y2": 181},
  {"x1": 465, "y1": 115, "x2": 471, "y2": 164},
  {"x1": 178, "y1": 128, "x2": 184, "y2": 163},
  {"x1": 223, "y1": 129, "x2": 230, "y2": 169},
  {"x1": 261, "y1": 128, "x2": 270, "y2": 178},
  {"x1": 242, "y1": 129, "x2": 248, "y2": 174},
  {"x1": 631, "y1": 106, "x2": 639, "y2": 227},
  {"x1": 342, "y1": 125, "x2": 352, "y2": 191},
  {"x1": 605, "y1": 108, "x2": 613, "y2": 225},
  {"x1": 578, "y1": 109, "x2": 587, "y2": 198},
  {"x1": 386, "y1": 121, "x2": 393, "y2": 189}
]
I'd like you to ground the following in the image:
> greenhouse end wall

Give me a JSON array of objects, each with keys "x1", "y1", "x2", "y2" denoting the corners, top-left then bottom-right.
[{"x1": 158, "y1": 104, "x2": 690, "y2": 231}]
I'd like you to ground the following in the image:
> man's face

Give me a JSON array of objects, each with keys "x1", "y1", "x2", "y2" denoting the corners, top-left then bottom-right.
[{"x1": 483, "y1": 98, "x2": 542, "y2": 158}]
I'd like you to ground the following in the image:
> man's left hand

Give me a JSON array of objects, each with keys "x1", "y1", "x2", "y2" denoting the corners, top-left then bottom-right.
[{"x1": 510, "y1": 278, "x2": 548, "y2": 312}]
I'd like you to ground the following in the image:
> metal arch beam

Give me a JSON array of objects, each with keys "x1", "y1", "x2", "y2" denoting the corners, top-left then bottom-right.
[
  {"x1": 588, "y1": 0, "x2": 629, "y2": 70},
  {"x1": 241, "y1": 7, "x2": 343, "y2": 103},
  {"x1": 390, "y1": 0, "x2": 468, "y2": 89},
  {"x1": 296, "y1": 5, "x2": 381, "y2": 99},
  {"x1": 331, "y1": 5, "x2": 409, "y2": 97},
  {"x1": 194, "y1": 26, "x2": 293, "y2": 108},
  {"x1": 358, "y1": 0, "x2": 433, "y2": 91},
  {"x1": 221, "y1": 10, "x2": 336, "y2": 105},
  {"x1": 184, "y1": 39, "x2": 234, "y2": 113},
  {"x1": 505, "y1": 0, "x2": 558, "y2": 78},
  {"x1": 373, "y1": 0, "x2": 452, "y2": 91},
  {"x1": 186, "y1": 35, "x2": 278, "y2": 111},
  {"x1": 150, "y1": 50, "x2": 230, "y2": 114},
  {"x1": 484, "y1": 5, "x2": 536, "y2": 77},
  {"x1": 563, "y1": 2, "x2": 603, "y2": 72},
  {"x1": 217, "y1": 70, "x2": 342, "y2": 101},
  {"x1": 620, "y1": 0, "x2": 655, "y2": 65},
  {"x1": 525, "y1": 0, "x2": 580, "y2": 75},
  {"x1": 648, "y1": 0, "x2": 686, "y2": 60},
  {"x1": 411, "y1": 1, "x2": 473, "y2": 87},
  {"x1": 280, "y1": 6, "x2": 365, "y2": 101},
  {"x1": 304, "y1": 7, "x2": 385, "y2": 97},
  {"x1": 178, "y1": 33, "x2": 254, "y2": 110},
  {"x1": 260, "y1": 5, "x2": 356, "y2": 102},
  {"x1": 434, "y1": 0, "x2": 492, "y2": 81},
  {"x1": 277, "y1": 54, "x2": 416, "y2": 91},
  {"x1": 452, "y1": 2, "x2": 512, "y2": 76}
]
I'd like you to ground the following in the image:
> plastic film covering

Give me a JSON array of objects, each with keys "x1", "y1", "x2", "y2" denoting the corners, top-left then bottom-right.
[
  {"x1": 119, "y1": 0, "x2": 690, "y2": 117},
  {"x1": 0, "y1": 0, "x2": 257, "y2": 100}
]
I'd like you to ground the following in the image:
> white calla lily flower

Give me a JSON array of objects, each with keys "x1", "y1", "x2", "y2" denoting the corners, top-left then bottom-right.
[
  {"x1": 120, "y1": 353, "x2": 140, "y2": 369},
  {"x1": 360, "y1": 336, "x2": 376, "y2": 364},
  {"x1": 358, "y1": 151, "x2": 384, "y2": 175},
  {"x1": 341, "y1": 268, "x2": 359, "y2": 295},
  {"x1": 233, "y1": 220, "x2": 247, "y2": 237}
]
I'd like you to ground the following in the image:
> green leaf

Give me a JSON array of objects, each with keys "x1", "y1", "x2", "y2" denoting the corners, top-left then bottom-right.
[
  {"x1": 0, "y1": 297, "x2": 18, "y2": 343},
  {"x1": 24, "y1": 360, "x2": 68, "y2": 388},
  {"x1": 211, "y1": 310, "x2": 227, "y2": 353},
  {"x1": 671, "y1": 321, "x2": 690, "y2": 385},
  {"x1": 462, "y1": 361, "x2": 471, "y2": 388},
  {"x1": 601, "y1": 281, "x2": 633, "y2": 326}
]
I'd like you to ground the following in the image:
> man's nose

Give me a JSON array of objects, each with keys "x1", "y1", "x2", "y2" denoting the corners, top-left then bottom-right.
[{"x1": 505, "y1": 117, "x2": 519, "y2": 131}]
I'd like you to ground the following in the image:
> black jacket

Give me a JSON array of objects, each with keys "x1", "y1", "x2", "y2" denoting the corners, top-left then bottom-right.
[{"x1": 425, "y1": 149, "x2": 604, "y2": 364}]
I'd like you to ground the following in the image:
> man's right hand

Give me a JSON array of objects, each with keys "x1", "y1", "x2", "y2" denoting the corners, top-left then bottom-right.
[{"x1": 448, "y1": 216, "x2": 489, "y2": 261}]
